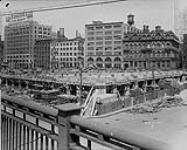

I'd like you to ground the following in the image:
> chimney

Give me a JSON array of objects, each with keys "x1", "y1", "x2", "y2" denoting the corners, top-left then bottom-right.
[
  {"x1": 76, "y1": 30, "x2": 79, "y2": 38},
  {"x1": 155, "y1": 25, "x2": 161, "y2": 32},
  {"x1": 143, "y1": 25, "x2": 146, "y2": 32},
  {"x1": 146, "y1": 25, "x2": 149, "y2": 32},
  {"x1": 143, "y1": 25, "x2": 149, "y2": 33},
  {"x1": 59, "y1": 28, "x2": 64, "y2": 36},
  {"x1": 127, "y1": 13, "x2": 135, "y2": 26}
]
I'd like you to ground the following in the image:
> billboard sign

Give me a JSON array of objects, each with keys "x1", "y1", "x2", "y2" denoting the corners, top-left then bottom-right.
[{"x1": 6, "y1": 12, "x2": 33, "y2": 23}]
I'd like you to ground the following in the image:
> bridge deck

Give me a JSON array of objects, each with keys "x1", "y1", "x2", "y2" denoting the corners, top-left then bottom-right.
[{"x1": 90, "y1": 105, "x2": 187, "y2": 149}]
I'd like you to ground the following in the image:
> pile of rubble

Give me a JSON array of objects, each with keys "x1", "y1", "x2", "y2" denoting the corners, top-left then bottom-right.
[{"x1": 125, "y1": 96, "x2": 184, "y2": 114}]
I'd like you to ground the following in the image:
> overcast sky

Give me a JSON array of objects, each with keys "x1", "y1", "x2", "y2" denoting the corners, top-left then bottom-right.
[{"x1": 0, "y1": 0, "x2": 179, "y2": 38}]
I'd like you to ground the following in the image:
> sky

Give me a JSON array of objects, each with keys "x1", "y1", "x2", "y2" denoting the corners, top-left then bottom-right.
[{"x1": 0, "y1": 0, "x2": 177, "y2": 38}]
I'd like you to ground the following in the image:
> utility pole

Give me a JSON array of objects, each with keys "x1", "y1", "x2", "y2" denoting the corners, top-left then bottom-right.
[
  {"x1": 78, "y1": 58, "x2": 83, "y2": 105},
  {"x1": 152, "y1": 64, "x2": 155, "y2": 86}
]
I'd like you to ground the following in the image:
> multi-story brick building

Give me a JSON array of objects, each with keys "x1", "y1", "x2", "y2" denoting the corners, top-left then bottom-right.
[
  {"x1": 84, "y1": 14, "x2": 140, "y2": 69},
  {"x1": 34, "y1": 39, "x2": 52, "y2": 69},
  {"x1": 34, "y1": 28, "x2": 84, "y2": 70},
  {"x1": 34, "y1": 28, "x2": 67, "y2": 69},
  {"x1": 50, "y1": 36, "x2": 84, "y2": 69},
  {"x1": 182, "y1": 34, "x2": 187, "y2": 69},
  {"x1": 4, "y1": 13, "x2": 52, "y2": 69},
  {"x1": 122, "y1": 25, "x2": 181, "y2": 70}
]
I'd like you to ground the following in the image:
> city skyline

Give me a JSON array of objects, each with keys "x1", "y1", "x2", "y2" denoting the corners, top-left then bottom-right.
[{"x1": 1, "y1": 0, "x2": 174, "y2": 39}]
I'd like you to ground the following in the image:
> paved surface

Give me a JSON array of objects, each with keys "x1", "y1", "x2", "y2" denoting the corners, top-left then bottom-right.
[{"x1": 90, "y1": 90, "x2": 187, "y2": 150}]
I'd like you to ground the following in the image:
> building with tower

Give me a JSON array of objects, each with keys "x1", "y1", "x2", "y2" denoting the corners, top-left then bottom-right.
[{"x1": 84, "y1": 14, "x2": 140, "y2": 69}]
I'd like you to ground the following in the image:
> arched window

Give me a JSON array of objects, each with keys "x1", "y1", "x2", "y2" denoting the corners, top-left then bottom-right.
[
  {"x1": 105, "y1": 57, "x2": 112, "y2": 62},
  {"x1": 114, "y1": 57, "x2": 121, "y2": 62},
  {"x1": 96, "y1": 63, "x2": 103, "y2": 68},
  {"x1": 87, "y1": 57, "x2": 94, "y2": 62},
  {"x1": 96, "y1": 57, "x2": 103, "y2": 62}
]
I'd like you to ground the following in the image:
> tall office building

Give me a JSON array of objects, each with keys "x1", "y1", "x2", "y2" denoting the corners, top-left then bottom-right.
[
  {"x1": 0, "y1": 35, "x2": 4, "y2": 64},
  {"x1": 4, "y1": 12, "x2": 52, "y2": 69},
  {"x1": 34, "y1": 39, "x2": 53, "y2": 69},
  {"x1": 84, "y1": 14, "x2": 140, "y2": 68}
]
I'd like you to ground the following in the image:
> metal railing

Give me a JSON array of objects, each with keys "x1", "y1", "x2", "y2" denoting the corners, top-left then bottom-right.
[{"x1": 1, "y1": 93, "x2": 170, "y2": 150}]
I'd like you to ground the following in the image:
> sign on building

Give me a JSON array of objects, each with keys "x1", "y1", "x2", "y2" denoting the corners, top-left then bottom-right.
[{"x1": 6, "y1": 12, "x2": 33, "y2": 24}]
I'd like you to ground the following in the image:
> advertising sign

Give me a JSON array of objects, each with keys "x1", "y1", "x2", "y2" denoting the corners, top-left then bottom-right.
[{"x1": 6, "y1": 12, "x2": 33, "y2": 24}]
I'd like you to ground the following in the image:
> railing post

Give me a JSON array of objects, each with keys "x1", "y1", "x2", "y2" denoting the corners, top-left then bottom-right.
[
  {"x1": 55, "y1": 103, "x2": 82, "y2": 150},
  {"x1": 131, "y1": 97, "x2": 134, "y2": 107}
]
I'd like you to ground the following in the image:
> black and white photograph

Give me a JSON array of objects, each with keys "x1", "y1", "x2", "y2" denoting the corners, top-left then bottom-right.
[{"x1": 0, "y1": 0, "x2": 187, "y2": 150}]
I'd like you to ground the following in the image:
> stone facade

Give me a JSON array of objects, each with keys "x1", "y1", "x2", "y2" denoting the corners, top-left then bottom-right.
[
  {"x1": 122, "y1": 25, "x2": 181, "y2": 70},
  {"x1": 84, "y1": 14, "x2": 140, "y2": 69}
]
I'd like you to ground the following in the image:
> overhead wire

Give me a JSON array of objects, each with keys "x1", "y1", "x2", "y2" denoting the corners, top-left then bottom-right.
[{"x1": 1, "y1": 0, "x2": 127, "y2": 15}]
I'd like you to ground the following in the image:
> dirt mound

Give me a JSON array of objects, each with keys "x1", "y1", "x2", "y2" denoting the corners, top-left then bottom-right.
[{"x1": 125, "y1": 96, "x2": 183, "y2": 114}]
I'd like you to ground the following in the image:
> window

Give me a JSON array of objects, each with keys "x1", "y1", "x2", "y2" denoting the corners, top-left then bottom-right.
[
  {"x1": 105, "y1": 47, "x2": 112, "y2": 50},
  {"x1": 87, "y1": 27, "x2": 94, "y2": 30},
  {"x1": 105, "y1": 36, "x2": 112, "y2": 40},
  {"x1": 114, "y1": 46, "x2": 121, "y2": 50},
  {"x1": 114, "y1": 35, "x2": 121, "y2": 40},
  {"x1": 96, "y1": 31, "x2": 103, "y2": 35},
  {"x1": 114, "y1": 41, "x2": 121, "y2": 44},
  {"x1": 87, "y1": 52, "x2": 94, "y2": 56},
  {"x1": 88, "y1": 47, "x2": 94, "y2": 50},
  {"x1": 105, "y1": 41, "x2": 112, "y2": 45},
  {"x1": 104, "y1": 25, "x2": 112, "y2": 29},
  {"x1": 96, "y1": 47, "x2": 103, "y2": 50},
  {"x1": 114, "y1": 30, "x2": 121, "y2": 34},
  {"x1": 96, "y1": 42, "x2": 103, "y2": 45},
  {"x1": 88, "y1": 37, "x2": 94, "y2": 41},
  {"x1": 96, "y1": 36, "x2": 103, "y2": 40},
  {"x1": 105, "y1": 31, "x2": 112, "y2": 35},
  {"x1": 96, "y1": 26, "x2": 103, "y2": 30},
  {"x1": 113, "y1": 25, "x2": 122, "y2": 28},
  {"x1": 88, "y1": 42, "x2": 94, "y2": 46},
  {"x1": 88, "y1": 32, "x2": 94, "y2": 35}
]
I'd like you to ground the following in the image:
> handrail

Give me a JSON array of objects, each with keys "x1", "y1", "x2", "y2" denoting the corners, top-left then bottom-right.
[
  {"x1": 70, "y1": 115, "x2": 170, "y2": 150},
  {"x1": 1, "y1": 94, "x2": 58, "y2": 116}
]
